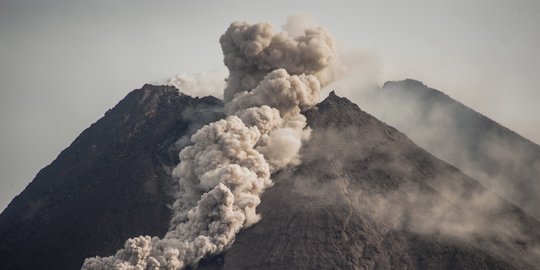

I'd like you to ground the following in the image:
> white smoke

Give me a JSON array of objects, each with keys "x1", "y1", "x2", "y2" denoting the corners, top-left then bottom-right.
[
  {"x1": 167, "y1": 69, "x2": 227, "y2": 99},
  {"x1": 82, "y1": 19, "x2": 340, "y2": 270}
]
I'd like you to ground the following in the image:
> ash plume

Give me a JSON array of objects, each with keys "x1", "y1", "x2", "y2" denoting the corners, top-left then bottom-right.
[
  {"x1": 220, "y1": 20, "x2": 341, "y2": 103},
  {"x1": 82, "y1": 19, "x2": 339, "y2": 270}
]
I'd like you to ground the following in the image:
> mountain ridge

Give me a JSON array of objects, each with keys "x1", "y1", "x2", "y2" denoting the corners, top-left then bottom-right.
[
  {"x1": 383, "y1": 78, "x2": 540, "y2": 147},
  {"x1": 357, "y1": 79, "x2": 540, "y2": 220}
]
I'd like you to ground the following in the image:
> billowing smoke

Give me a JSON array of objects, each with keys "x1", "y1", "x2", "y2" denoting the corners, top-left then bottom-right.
[
  {"x1": 82, "y1": 20, "x2": 339, "y2": 270},
  {"x1": 220, "y1": 21, "x2": 340, "y2": 103}
]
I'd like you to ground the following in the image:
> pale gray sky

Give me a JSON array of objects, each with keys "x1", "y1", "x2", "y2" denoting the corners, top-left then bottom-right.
[{"x1": 1, "y1": 0, "x2": 539, "y2": 210}]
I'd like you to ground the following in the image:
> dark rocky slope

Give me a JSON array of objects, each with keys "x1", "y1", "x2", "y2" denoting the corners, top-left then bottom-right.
[
  {"x1": 1, "y1": 86, "x2": 538, "y2": 269},
  {"x1": 0, "y1": 85, "x2": 223, "y2": 270}
]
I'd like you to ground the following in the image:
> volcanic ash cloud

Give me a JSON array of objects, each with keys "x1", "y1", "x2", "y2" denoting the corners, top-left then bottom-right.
[{"x1": 82, "y1": 20, "x2": 339, "y2": 270}]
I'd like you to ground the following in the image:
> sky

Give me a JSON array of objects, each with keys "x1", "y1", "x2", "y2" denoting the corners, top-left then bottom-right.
[{"x1": 0, "y1": 0, "x2": 539, "y2": 211}]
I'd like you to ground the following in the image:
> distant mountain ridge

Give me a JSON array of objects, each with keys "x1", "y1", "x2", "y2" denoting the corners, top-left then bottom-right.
[
  {"x1": 0, "y1": 85, "x2": 539, "y2": 269},
  {"x1": 355, "y1": 79, "x2": 540, "y2": 220}
]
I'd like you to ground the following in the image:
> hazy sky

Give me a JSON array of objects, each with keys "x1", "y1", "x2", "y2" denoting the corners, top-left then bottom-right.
[{"x1": 1, "y1": 0, "x2": 539, "y2": 211}]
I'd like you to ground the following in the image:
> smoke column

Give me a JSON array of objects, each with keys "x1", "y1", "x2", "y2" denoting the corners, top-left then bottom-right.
[{"x1": 82, "y1": 20, "x2": 339, "y2": 269}]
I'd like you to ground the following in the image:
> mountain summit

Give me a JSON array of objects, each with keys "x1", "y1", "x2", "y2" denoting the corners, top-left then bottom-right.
[{"x1": 1, "y1": 85, "x2": 539, "y2": 269}]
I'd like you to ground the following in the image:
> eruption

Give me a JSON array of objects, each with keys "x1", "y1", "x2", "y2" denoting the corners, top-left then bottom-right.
[{"x1": 82, "y1": 20, "x2": 339, "y2": 269}]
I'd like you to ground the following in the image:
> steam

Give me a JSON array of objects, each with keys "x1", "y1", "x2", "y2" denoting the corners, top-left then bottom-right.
[{"x1": 82, "y1": 19, "x2": 339, "y2": 270}]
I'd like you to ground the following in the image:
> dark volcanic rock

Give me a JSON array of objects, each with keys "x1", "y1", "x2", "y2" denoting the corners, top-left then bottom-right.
[{"x1": 0, "y1": 84, "x2": 224, "y2": 270}]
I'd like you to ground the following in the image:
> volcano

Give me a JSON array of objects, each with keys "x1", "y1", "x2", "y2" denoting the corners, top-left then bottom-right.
[
  {"x1": 351, "y1": 79, "x2": 540, "y2": 220},
  {"x1": 0, "y1": 85, "x2": 224, "y2": 269},
  {"x1": 0, "y1": 84, "x2": 539, "y2": 269}
]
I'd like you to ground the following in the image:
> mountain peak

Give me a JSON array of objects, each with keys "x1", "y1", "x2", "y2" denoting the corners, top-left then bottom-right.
[
  {"x1": 0, "y1": 85, "x2": 225, "y2": 270},
  {"x1": 383, "y1": 78, "x2": 426, "y2": 89},
  {"x1": 328, "y1": 89, "x2": 338, "y2": 97},
  {"x1": 307, "y1": 90, "x2": 382, "y2": 130},
  {"x1": 324, "y1": 89, "x2": 351, "y2": 103}
]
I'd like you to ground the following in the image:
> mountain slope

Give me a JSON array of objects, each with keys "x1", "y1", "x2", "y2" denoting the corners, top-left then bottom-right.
[
  {"x1": 0, "y1": 85, "x2": 224, "y2": 270},
  {"x1": 353, "y1": 79, "x2": 540, "y2": 220},
  {"x1": 195, "y1": 91, "x2": 540, "y2": 269}
]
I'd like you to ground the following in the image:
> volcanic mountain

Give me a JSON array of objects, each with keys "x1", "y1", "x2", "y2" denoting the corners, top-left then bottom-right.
[
  {"x1": 1, "y1": 84, "x2": 539, "y2": 269},
  {"x1": 0, "y1": 85, "x2": 224, "y2": 269},
  {"x1": 351, "y1": 79, "x2": 540, "y2": 220}
]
